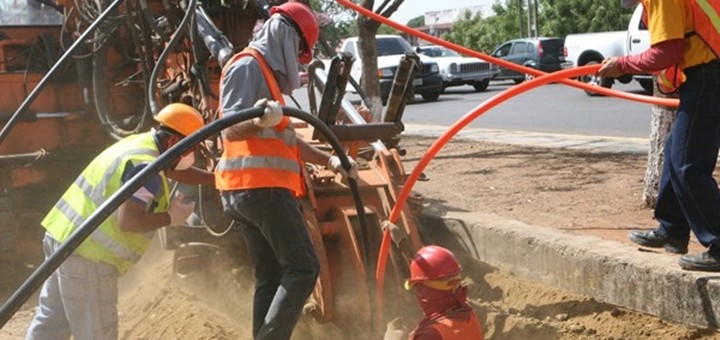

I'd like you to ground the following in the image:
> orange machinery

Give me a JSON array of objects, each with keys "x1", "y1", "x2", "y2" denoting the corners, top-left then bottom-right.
[{"x1": 0, "y1": 0, "x2": 424, "y2": 335}]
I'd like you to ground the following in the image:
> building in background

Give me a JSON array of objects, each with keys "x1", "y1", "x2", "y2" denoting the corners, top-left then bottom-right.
[{"x1": 403, "y1": 5, "x2": 494, "y2": 46}]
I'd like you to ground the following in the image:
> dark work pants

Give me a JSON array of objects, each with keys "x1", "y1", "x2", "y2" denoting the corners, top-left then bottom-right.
[
  {"x1": 222, "y1": 188, "x2": 319, "y2": 340},
  {"x1": 655, "y1": 62, "x2": 720, "y2": 251}
]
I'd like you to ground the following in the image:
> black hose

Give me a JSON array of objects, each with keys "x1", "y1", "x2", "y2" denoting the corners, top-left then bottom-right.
[
  {"x1": 0, "y1": 106, "x2": 367, "y2": 327},
  {"x1": 0, "y1": 0, "x2": 125, "y2": 146},
  {"x1": 148, "y1": 0, "x2": 198, "y2": 116}
]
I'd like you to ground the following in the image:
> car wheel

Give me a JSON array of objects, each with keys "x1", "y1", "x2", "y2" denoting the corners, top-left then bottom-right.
[
  {"x1": 472, "y1": 79, "x2": 490, "y2": 92},
  {"x1": 581, "y1": 61, "x2": 613, "y2": 96},
  {"x1": 639, "y1": 79, "x2": 653, "y2": 94},
  {"x1": 421, "y1": 90, "x2": 440, "y2": 102},
  {"x1": 524, "y1": 69, "x2": 535, "y2": 82},
  {"x1": 513, "y1": 78, "x2": 525, "y2": 84}
]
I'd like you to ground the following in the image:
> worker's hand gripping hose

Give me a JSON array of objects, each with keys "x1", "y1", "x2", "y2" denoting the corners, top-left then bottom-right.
[{"x1": 0, "y1": 106, "x2": 367, "y2": 328}]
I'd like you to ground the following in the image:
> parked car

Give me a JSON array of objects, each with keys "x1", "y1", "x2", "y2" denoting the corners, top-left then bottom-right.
[
  {"x1": 490, "y1": 37, "x2": 571, "y2": 83},
  {"x1": 340, "y1": 35, "x2": 443, "y2": 104},
  {"x1": 415, "y1": 45, "x2": 498, "y2": 92}
]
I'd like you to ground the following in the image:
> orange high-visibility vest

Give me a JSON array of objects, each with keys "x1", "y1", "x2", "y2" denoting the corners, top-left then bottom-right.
[
  {"x1": 432, "y1": 311, "x2": 484, "y2": 340},
  {"x1": 412, "y1": 310, "x2": 484, "y2": 340},
  {"x1": 648, "y1": 0, "x2": 720, "y2": 93},
  {"x1": 215, "y1": 47, "x2": 304, "y2": 196}
]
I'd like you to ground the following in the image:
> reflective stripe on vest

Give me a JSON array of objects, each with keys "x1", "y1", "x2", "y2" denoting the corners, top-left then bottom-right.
[
  {"x1": 216, "y1": 47, "x2": 304, "y2": 195},
  {"x1": 693, "y1": 0, "x2": 720, "y2": 57},
  {"x1": 42, "y1": 132, "x2": 170, "y2": 274}
]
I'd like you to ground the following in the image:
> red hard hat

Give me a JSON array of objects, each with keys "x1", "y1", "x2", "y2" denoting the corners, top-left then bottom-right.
[
  {"x1": 407, "y1": 246, "x2": 461, "y2": 283},
  {"x1": 271, "y1": 2, "x2": 319, "y2": 64}
]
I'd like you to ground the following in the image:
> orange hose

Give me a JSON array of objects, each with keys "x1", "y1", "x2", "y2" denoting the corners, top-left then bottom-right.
[
  {"x1": 334, "y1": 0, "x2": 679, "y2": 108},
  {"x1": 374, "y1": 65, "x2": 602, "y2": 323}
]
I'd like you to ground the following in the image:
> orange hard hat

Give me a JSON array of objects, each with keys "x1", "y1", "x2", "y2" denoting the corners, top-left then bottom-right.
[
  {"x1": 271, "y1": 2, "x2": 319, "y2": 64},
  {"x1": 405, "y1": 246, "x2": 461, "y2": 288},
  {"x1": 154, "y1": 103, "x2": 204, "y2": 137}
]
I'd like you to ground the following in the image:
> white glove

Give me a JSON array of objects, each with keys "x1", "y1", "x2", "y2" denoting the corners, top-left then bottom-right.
[
  {"x1": 327, "y1": 155, "x2": 359, "y2": 180},
  {"x1": 166, "y1": 193, "x2": 195, "y2": 226},
  {"x1": 252, "y1": 99, "x2": 283, "y2": 128}
]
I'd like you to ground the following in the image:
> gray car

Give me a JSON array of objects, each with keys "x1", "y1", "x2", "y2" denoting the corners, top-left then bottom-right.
[{"x1": 490, "y1": 37, "x2": 571, "y2": 83}]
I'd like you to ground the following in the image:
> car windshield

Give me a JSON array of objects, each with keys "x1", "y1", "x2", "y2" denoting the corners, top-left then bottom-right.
[
  {"x1": 420, "y1": 47, "x2": 461, "y2": 58},
  {"x1": 376, "y1": 37, "x2": 413, "y2": 56}
]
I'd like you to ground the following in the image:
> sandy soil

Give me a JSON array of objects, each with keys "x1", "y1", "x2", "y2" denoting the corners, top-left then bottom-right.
[{"x1": 2, "y1": 135, "x2": 720, "y2": 339}]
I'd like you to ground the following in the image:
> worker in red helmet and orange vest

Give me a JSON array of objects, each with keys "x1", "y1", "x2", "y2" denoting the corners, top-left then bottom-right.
[
  {"x1": 26, "y1": 103, "x2": 215, "y2": 340},
  {"x1": 215, "y1": 2, "x2": 358, "y2": 339},
  {"x1": 403, "y1": 246, "x2": 484, "y2": 340}
]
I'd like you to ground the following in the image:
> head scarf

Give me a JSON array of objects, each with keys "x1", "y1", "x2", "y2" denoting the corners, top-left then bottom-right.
[{"x1": 249, "y1": 14, "x2": 301, "y2": 94}]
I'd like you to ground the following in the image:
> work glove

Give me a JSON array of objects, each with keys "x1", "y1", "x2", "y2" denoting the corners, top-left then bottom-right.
[
  {"x1": 327, "y1": 155, "x2": 359, "y2": 180},
  {"x1": 252, "y1": 98, "x2": 283, "y2": 128},
  {"x1": 167, "y1": 193, "x2": 195, "y2": 226}
]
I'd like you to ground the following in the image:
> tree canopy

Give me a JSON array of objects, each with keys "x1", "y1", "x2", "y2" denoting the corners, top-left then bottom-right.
[{"x1": 442, "y1": 0, "x2": 634, "y2": 54}]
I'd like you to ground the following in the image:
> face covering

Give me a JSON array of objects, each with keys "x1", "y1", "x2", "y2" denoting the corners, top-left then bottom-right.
[
  {"x1": 174, "y1": 153, "x2": 195, "y2": 171},
  {"x1": 621, "y1": 0, "x2": 640, "y2": 9}
]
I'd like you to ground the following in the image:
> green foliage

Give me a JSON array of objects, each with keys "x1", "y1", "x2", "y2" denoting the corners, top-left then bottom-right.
[
  {"x1": 443, "y1": 0, "x2": 635, "y2": 54},
  {"x1": 311, "y1": 0, "x2": 355, "y2": 55},
  {"x1": 443, "y1": 1, "x2": 523, "y2": 54},
  {"x1": 407, "y1": 15, "x2": 424, "y2": 28},
  {"x1": 539, "y1": 0, "x2": 634, "y2": 37}
]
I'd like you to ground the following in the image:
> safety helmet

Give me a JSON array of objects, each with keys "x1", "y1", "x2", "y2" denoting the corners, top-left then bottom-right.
[
  {"x1": 405, "y1": 246, "x2": 461, "y2": 289},
  {"x1": 270, "y1": 2, "x2": 319, "y2": 64},
  {"x1": 154, "y1": 103, "x2": 204, "y2": 137}
]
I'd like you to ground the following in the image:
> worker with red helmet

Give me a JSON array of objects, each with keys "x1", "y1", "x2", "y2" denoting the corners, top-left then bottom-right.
[
  {"x1": 216, "y1": 2, "x2": 358, "y2": 339},
  {"x1": 26, "y1": 103, "x2": 215, "y2": 340},
  {"x1": 404, "y1": 246, "x2": 484, "y2": 340}
]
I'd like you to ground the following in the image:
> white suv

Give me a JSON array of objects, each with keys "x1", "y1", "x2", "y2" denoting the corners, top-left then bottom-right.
[
  {"x1": 340, "y1": 35, "x2": 443, "y2": 104},
  {"x1": 416, "y1": 45, "x2": 498, "y2": 92}
]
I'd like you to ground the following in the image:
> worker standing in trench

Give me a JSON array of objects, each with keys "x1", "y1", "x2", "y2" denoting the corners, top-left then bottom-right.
[
  {"x1": 385, "y1": 246, "x2": 484, "y2": 340},
  {"x1": 215, "y1": 2, "x2": 358, "y2": 339},
  {"x1": 599, "y1": 0, "x2": 720, "y2": 271},
  {"x1": 25, "y1": 103, "x2": 216, "y2": 339}
]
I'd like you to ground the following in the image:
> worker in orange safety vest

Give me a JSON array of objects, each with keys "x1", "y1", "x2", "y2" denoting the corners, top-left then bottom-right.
[
  {"x1": 215, "y1": 2, "x2": 358, "y2": 339},
  {"x1": 403, "y1": 246, "x2": 484, "y2": 340}
]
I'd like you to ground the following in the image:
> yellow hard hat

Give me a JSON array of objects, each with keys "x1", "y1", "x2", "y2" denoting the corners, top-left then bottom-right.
[{"x1": 154, "y1": 103, "x2": 204, "y2": 137}]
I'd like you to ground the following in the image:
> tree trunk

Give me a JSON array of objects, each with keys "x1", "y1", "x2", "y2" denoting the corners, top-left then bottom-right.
[
  {"x1": 643, "y1": 77, "x2": 678, "y2": 207},
  {"x1": 357, "y1": 14, "x2": 382, "y2": 122}
]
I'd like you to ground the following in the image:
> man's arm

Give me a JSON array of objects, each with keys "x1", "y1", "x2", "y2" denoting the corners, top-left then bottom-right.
[
  {"x1": 166, "y1": 166, "x2": 215, "y2": 186},
  {"x1": 117, "y1": 199, "x2": 171, "y2": 233},
  {"x1": 298, "y1": 138, "x2": 331, "y2": 165},
  {"x1": 598, "y1": 39, "x2": 683, "y2": 77}
]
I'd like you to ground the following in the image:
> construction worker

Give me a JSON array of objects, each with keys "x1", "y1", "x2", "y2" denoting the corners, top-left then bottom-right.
[
  {"x1": 404, "y1": 246, "x2": 484, "y2": 340},
  {"x1": 216, "y1": 2, "x2": 358, "y2": 339},
  {"x1": 599, "y1": 0, "x2": 720, "y2": 271},
  {"x1": 26, "y1": 103, "x2": 215, "y2": 340}
]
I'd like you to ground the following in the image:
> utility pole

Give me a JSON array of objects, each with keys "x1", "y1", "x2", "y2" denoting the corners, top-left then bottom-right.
[
  {"x1": 533, "y1": 0, "x2": 539, "y2": 37},
  {"x1": 518, "y1": 0, "x2": 524, "y2": 37},
  {"x1": 527, "y1": 0, "x2": 533, "y2": 37}
]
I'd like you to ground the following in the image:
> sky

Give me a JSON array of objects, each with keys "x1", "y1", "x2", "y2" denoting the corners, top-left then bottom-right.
[{"x1": 390, "y1": 0, "x2": 496, "y2": 25}]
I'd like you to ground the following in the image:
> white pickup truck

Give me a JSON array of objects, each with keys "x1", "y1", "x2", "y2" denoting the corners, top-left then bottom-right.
[{"x1": 564, "y1": 4, "x2": 651, "y2": 95}]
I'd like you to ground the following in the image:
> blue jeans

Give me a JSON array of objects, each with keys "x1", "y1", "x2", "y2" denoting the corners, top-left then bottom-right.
[
  {"x1": 26, "y1": 234, "x2": 119, "y2": 340},
  {"x1": 655, "y1": 62, "x2": 720, "y2": 251},
  {"x1": 222, "y1": 188, "x2": 319, "y2": 340}
]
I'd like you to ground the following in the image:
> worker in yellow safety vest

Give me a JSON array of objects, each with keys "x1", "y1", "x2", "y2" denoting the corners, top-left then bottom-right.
[
  {"x1": 26, "y1": 103, "x2": 215, "y2": 340},
  {"x1": 403, "y1": 246, "x2": 484, "y2": 340},
  {"x1": 215, "y1": 2, "x2": 358, "y2": 339},
  {"x1": 599, "y1": 0, "x2": 720, "y2": 272}
]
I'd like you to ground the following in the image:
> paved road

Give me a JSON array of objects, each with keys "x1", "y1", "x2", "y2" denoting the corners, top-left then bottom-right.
[{"x1": 401, "y1": 80, "x2": 655, "y2": 139}]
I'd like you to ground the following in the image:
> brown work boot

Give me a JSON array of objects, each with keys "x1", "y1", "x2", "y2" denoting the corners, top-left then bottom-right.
[{"x1": 628, "y1": 229, "x2": 688, "y2": 254}]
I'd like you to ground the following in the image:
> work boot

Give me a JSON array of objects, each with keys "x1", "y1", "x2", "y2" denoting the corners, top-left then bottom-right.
[
  {"x1": 678, "y1": 251, "x2": 720, "y2": 272},
  {"x1": 628, "y1": 229, "x2": 688, "y2": 254}
]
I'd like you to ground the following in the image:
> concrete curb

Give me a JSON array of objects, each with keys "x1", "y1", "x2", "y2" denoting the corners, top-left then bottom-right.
[
  {"x1": 419, "y1": 212, "x2": 720, "y2": 329},
  {"x1": 403, "y1": 124, "x2": 650, "y2": 155}
]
